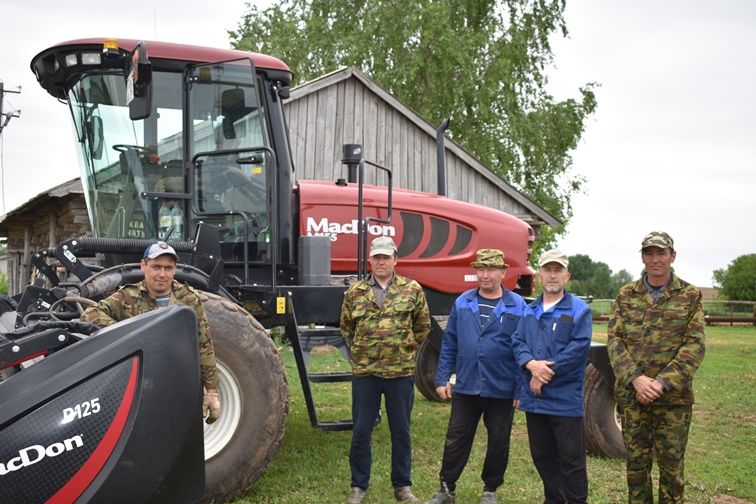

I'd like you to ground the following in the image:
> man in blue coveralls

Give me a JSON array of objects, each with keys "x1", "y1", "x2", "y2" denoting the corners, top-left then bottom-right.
[
  {"x1": 426, "y1": 249, "x2": 526, "y2": 504},
  {"x1": 512, "y1": 249, "x2": 592, "y2": 504}
]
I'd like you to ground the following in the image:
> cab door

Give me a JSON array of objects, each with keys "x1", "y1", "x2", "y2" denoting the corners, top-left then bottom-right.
[{"x1": 186, "y1": 59, "x2": 274, "y2": 281}]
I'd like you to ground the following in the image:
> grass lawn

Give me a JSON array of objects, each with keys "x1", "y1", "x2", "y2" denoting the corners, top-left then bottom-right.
[{"x1": 232, "y1": 325, "x2": 755, "y2": 503}]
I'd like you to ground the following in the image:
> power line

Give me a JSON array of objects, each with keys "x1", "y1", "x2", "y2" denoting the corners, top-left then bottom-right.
[
  {"x1": 0, "y1": 132, "x2": 5, "y2": 215},
  {"x1": 0, "y1": 79, "x2": 22, "y2": 134},
  {"x1": 0, "y1": 79, "x2": 22, "y2": 216}
]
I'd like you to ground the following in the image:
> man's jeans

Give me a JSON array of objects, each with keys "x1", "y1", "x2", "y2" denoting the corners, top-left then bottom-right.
[{"x1": 350, "y1": 375, "x2": 415, "y2": 490}]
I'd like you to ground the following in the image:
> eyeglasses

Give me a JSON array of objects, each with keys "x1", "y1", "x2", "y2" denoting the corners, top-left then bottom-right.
[{"x1": 148, "y1": 264, "x2": 176, "y2": 273}]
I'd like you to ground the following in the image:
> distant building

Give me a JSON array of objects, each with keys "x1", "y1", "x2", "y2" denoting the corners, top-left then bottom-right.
[
  {"x1": 699, "y1": 287, "x2": 720, "y2": 300},
  {"x1": 0, "y1": 179, "x2": 89, "y2": 294}
]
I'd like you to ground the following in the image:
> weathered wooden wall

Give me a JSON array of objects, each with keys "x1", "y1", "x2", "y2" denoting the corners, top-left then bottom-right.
[
  {"x1": 283, "y1": 69, "x2": 548, "y2": 225},
  {"x1": 0, "y1": 188, "x2": 90, "y2": 295}
]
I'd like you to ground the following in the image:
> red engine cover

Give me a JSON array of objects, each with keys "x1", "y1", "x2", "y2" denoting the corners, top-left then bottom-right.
[{"x1": 298, "y1": 181, "x2": 534, "y2": 295}]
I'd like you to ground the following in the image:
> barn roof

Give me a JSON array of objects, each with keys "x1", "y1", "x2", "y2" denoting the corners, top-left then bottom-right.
[{"x1": 0, "y1": 177, "x2": 83, "y2": 231}]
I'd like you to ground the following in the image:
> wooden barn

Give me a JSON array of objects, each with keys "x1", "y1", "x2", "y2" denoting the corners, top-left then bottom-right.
[
  {"x1": 285, "y1": 67, "x2": 558, "y2": 230},
  {"x1": 0, "y1": 179, "x2": 89, "y2": 294},
  {"x1": 0, "y1": 67, "x2": 558, "y2": 295}
]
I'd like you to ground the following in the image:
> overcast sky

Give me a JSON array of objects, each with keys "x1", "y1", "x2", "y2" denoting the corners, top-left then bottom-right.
[
  {"x1": 1, "y1": 0, "x2": 754, "y2": 287},
  {"x1": 549, "y1": 0, "x2": 756, "y2": 287}
]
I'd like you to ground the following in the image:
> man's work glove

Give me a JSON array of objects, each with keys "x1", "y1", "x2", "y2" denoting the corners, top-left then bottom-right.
[{"x1": 203, "y1": 389, "x2": 221, "y2": 424}]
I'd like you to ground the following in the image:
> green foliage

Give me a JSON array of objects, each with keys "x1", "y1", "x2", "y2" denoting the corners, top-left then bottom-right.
[
  {"x1": 568, "y1": 254, "x2": 595, "y2": 283},
  {"x1": 0, "y1": 273, "x2": 7, "y2": 296},
  {"x1": 230, "y1": 0, "x2": 597, "y2": 238},
  {"x1": 712, "y1": 253, "x2": 756, "y2": 301},
  {"x1": 566, "y1": 254, "x2": 631, "y2": 299},
  {"x1": 611, "y1": 269, "x2": 633, "y2": 290}
]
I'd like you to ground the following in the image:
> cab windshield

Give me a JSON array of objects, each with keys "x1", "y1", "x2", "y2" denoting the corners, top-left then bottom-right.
[{"x1": 68, "y1": 59, "x2": 269, "y2": 245}]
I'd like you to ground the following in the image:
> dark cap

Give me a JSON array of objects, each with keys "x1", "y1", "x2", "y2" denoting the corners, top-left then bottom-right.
[
  {"x1": 143, "y1": 241, "x2": 178, "y2": 261},
  {"x1": 641, "y1": 231, "x2": 674, "y2": 250}
]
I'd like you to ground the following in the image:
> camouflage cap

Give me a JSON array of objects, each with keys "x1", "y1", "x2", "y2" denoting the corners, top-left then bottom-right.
[
  {"x1": 641, "y1": 231, "x2": 674, "y2": 250},
  {"x1": 538, "y1": 249, "x2": 569, "y2": 269},
  {"x1": 144, "y1": 241, "x2": 178, "y2": 261},
  {"x1": 369, "y1": 236, "x2": 398, "y2": 256},
  {"x1": 471, "y1": 249, "x2": 508, "y2": 269}
]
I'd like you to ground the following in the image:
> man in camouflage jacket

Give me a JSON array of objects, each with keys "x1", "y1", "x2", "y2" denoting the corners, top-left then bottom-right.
[
  {"x1": 340, "y1": 236, "x2": 431, "y2": 504},
  {"x1": 608, "y1": 231, "x2": 705, "y2": 504},
  {"x1": 81, "y1": 241, "x2": 220, "y2": 423}
]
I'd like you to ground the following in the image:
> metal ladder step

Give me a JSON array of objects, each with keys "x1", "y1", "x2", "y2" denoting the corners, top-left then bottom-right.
[
  {"x1": 308, "y1": 372, "x2": 353, "y2": 383},
  {"x1": 297, "y1": 326, "x2": 347, "y2": 351},
  {"x1": 288, "y1": 320, "x2": 355, "y2": 430},
  {"x1": 313, "y1": 420, "x2": 354, "y2": 431},
  {"x1": 297, "y1": 326, "x2": 353, "y2": 384}
]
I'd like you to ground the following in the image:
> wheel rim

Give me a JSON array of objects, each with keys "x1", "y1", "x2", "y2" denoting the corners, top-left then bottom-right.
[
  {"x1": 613, "y1": 401, "x2": 622, "y2": 432},
  {"x1": 204, "y1": 360, "x2": 243, "y2": 460}
]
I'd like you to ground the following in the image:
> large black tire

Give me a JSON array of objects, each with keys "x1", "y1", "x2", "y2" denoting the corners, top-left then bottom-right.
[
  {"x1": 199, "y1": 292, "x2": 289, "y2": 503},
  {"x1": 583, "y1": 363, "x2": 626, "y2": 459},
  {"x1": 415, "y1": 317, "x2": 446, "y2": 402},
  {"x1": 415, "y1": 337, "x2": 441, "y2": 401}
]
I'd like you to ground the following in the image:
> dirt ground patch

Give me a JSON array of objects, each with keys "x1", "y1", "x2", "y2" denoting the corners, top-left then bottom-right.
[
  {"x1": 311, "y1": 344, "x2": 339, "y2": 354},
  {"x1": 713, "y1": 495, "x2": 753, "y2": 504}
]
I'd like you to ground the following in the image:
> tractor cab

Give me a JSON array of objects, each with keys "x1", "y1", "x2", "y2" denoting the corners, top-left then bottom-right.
[{"x1": 31, "y1": 39, "x2": 293, "y2": 281}]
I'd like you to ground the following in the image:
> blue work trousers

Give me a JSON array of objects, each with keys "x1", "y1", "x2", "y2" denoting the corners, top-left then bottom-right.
[{"x1": 350, "y1": 375, "x2": 415, "y2": 490}]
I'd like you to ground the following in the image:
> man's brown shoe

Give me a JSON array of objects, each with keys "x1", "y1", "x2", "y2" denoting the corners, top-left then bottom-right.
[
  {"x1": 347, "y1": 487, "x2": 366, "y2": 504},
  {"x1": 394, "y1": 486, "x2": 419, "y2": 502}
]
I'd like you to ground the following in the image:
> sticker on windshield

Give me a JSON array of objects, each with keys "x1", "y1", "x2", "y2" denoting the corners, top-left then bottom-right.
[{"x1": 126, "y1": 72, "x2": 134, "y2": 104}]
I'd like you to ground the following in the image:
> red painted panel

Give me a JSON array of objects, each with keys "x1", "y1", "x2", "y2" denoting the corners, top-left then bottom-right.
[
  {"x1": 48, "y1": 38, "x2": 290, "y2": 72},
  {"x1": 298, "y1": 181, "x2": 533, "y2": 294}
]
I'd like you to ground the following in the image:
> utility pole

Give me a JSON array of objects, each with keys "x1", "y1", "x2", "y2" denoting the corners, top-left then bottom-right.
[{"x1": 0, "y1": 79, "x2": 22, "y2": 134}]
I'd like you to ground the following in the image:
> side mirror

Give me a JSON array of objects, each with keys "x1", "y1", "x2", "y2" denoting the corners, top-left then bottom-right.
[
  {"x1": 221, "y1": 88, "x2": 253, "y2": 140},
  {"x1": 126, "y1": 42, "x2": 152, "y2": 120},
  {"x1": 88, "y1": 115, "x2": 104, "y2": 160}
]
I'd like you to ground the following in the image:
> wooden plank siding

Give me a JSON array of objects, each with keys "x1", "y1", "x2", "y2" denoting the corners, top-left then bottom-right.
[
  {"x1": 0, "y1": 179, "x2": 91, "y2": 294},
  {"x1": 285, "y1": 67, "x2": 559, "y2": 230}
]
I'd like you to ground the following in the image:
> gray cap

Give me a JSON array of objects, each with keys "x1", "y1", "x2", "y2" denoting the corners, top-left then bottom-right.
[
  {"x1": 538, "y1": 249, "x2": 569, "y2": 269},
  {"x1": 369, "y1": 236, "x2": 398, "y2": 256},
  {"x1": 641, "y1": 231, "x2": 674, "y2": 250},
  {"x1": 144, "y1": 241, "x2": 178, "y2": 261}
]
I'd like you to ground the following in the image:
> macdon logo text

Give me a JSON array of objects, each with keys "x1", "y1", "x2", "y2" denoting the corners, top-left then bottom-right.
[
  {"x1": 0, "y1": 434, "x2": 84, "y2": 476},
  {"x1": 305, "y1": 217, "x2": 396, "y2": 242}
]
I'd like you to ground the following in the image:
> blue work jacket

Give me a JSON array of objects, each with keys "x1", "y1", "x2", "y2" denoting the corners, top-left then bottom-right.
[
  {"x1": 435, "y1": 288, "x2": 526, "y2": 399},
  {"x1": 512, "y1": 291, "x2": 592, "y2": 417}
]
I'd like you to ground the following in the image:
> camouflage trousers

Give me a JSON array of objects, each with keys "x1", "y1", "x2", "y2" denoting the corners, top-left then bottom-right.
[{"x1": 620, "y1": 403, "x2": 692, "y2": 504}]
